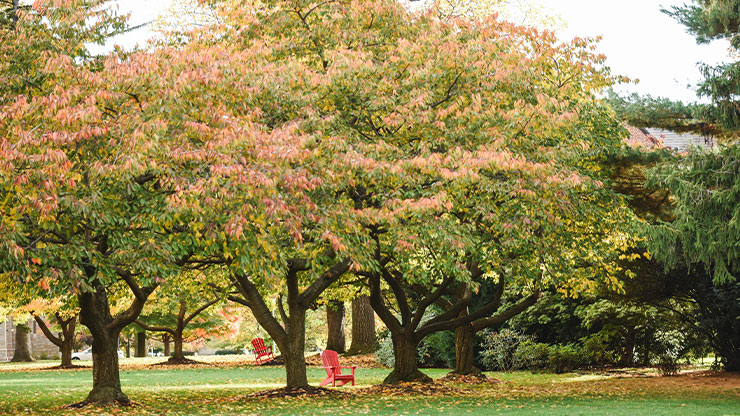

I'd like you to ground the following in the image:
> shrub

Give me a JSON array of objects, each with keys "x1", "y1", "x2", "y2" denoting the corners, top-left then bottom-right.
[
  {"x1": 479, "y1": 329, "x2": 534, "y2": 371},
  {"x1": 652, "y1": 330, "x2": 683, "y2": 376},
  {"x1": 580, "y1": 332, "x2": 618, "y2": 367},
  {"x1": 547, "y1": 344, "x2": 583, "y2": 373},
  {"x1": 374, "y1": 329, "x2": 395, "y2": 368},
  {"x1": 417, "y1": 331, "x2": 455, "y2": 368},
  {"x1": 513, "y1": 340, "x2": 550, "y2": 370}
]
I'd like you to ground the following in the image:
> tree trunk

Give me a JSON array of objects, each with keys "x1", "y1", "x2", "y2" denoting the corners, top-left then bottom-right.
[
  {"x1": 724, "y1": 352, "x2": 740, "y2": 372},
  {"x1": 60, "y1": 317, "x2": 76, "y2": 368},
  {"x1": 10, "y1": 323, "x2": 34, "y2": 362},
  {"x1": 33, "y1": 314, "x2": 77, "y2": 368},
  {"x1": 284, "y1": 305, "x2": 308, "y2": 388},
  {"x1": 10, "y1": 0, "x2": 19, "y2": 28},
  {"x1": 60, "y1": 336, "x2": 74, "y2": 368},
  {"x1": 78, "y1": 285, "x2": 129, "y2": 405},
  {"x1": 135, "y1": 331, "x2": 146, "y2": 357},
  {"x1": 384, "y1": 332, "x2": 431, "y2": 384},
  {"x1": 171, "y1": 331, "x2": 184, "y2": 361},
  {"x1": 452, "y1": 322, "x2": 483, "y2": 377},
  {"x1": 163, "y1": 334, "x2": 171, "y2": 357},
  {"x1": 326, "y1": 301, "x2": 346, "y2": 353},
  {"x1": 88, "y1": 328, "x2": 126, "y2": 404},
  {"x1": 621, "y1": 329, "x2": 635, "y2": 367},
  {"x1": 347, "y1": 295, "x2": 376, "y2": 355}
]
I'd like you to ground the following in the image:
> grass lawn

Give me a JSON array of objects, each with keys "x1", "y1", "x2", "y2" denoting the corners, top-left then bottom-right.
[{"x1": 0, "y1": 357, "x2": 738, "y2": 415}]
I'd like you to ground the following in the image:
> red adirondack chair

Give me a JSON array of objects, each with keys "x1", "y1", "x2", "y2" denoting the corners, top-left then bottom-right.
[
  {"x1": 320, "y1": 349, "x2": 356, "y2": 387},
  {"x1": 251, "y1": 338, "x2": 274, "y2": 365}
]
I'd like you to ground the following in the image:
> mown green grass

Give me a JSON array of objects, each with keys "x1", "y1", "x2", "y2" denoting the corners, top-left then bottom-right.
[{"x1": 0, "y1": 361, "x2": 738, "y2": 415}]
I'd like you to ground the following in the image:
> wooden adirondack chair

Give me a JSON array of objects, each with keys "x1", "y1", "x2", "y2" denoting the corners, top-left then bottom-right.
[
  {"x1": 251, "y1": 338, "x2": 274, "y2": 365},
  {"x1": 320, "y1": 349, "x2": 356, "y2": 387}
]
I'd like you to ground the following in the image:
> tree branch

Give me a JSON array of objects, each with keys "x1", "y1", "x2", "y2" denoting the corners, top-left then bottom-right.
[
  {"x1": 368, "y1": 272, "x2": 402, "y2": 333},
  {"x1": 232, "y1": 272, "x2": 287, "y2": 347},
  {"x1": 472, "y1": 290, "x2": 540, "y2": 331},
  {"x1": 298, "y1": 258, "x2": 351, "y2": 307},
  {"x1": 32, "y1": 315, "x2": 62, "y2": 348},
  {"x1": 183, "y1": 297, "x2": 220, "y2": 326},
  {"x1": 410, "y1": 274, "x2": 455, "y2": 330},
  {"x1": 134, "y1": 319, "x2": 176, "y2": 335}
]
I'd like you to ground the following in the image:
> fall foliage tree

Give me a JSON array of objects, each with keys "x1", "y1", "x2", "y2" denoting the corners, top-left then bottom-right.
[
  {"x1": 2, "y1": 0, "x2": 638, "y2": 398},
  {"x1": 135, "y1": 271, "x2": 228, "y2": 363},
  {"x1": 0, "y1": 0, "x2": 227, "y2": 405},
  {"x1": 147, "y1": 0, "x2": 634, "y2": 385}
]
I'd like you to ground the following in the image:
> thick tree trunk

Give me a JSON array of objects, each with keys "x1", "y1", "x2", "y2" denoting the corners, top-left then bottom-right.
[
  {"x1": 88, "y1": 327, "x2": 126, "y2": 404},
  {"x1": 163, "y1": 334, "x2": 171, "y2": 357},
  {"x1": 452, "y1": 322, "x2": 483, "y2": 377},
  {"x1": 326, "y1": 301, "x2": 346, "y2": 353},
  {"x1": 347, "y1": 295, "x2": 376, "y2": 355},
  {"x1": 724, "y1": 353, "x2": 740, "y2": 372},
  {"x1": 60, "y1": 317, "x2": 76, "y2": 368},
  {"x1": 135, "y1": 331, "x2": 146, "y2": 357},
  {"x1": 60, "y1": 337, "x2": 74, "y2": 368},
  {"x1": 10, "y1": 323, "x2": 34, "y2": 362},
  {"x1": 78, "y1": 285, "x2": 129, "y2": 405},
  {"x1": 384, "y1": 332, "x2": 431, "y2": 384},
  {"x1": 171, "y1": 331, "x2": 184, "y2": 361},
  {"x1": 284, "y1": 306, "x2": 308, "y2": 388}
]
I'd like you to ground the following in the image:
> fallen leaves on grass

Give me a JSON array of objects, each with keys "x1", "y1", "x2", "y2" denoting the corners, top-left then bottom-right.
[
  {"x1": 238, "y1": 386, "x2": 351, "y2": 399},
  {"x1": 354, "y1": 381, "x2": 473, "y2": 397},
  {"x1": 438, "y1": 373, "x2": 502, "y2": 385}
]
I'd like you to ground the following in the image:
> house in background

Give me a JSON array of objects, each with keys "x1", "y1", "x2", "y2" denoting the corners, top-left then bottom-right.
[
  {"x1": 625, "y1": 125, "x2": 714, "y2": 151},
  {"x1": 0, "y1": 316, "x2": 62, "y2": 361},
  {"x1": 645, "y1": 128, "x2": 713, "y2": 151}
]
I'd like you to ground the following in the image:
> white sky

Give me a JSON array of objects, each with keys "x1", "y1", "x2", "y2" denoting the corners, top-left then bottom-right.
[{"x1": 110, "y1": 0, "x2": 732, "y2": 103}]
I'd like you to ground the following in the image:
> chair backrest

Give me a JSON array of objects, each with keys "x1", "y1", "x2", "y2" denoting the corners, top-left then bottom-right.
[
  {"x1": 321, "y1": 349, "x2": 341, "y2": 376},
  {"x1": 251, "y1": 338, "x2": 266, "y2": 352}
]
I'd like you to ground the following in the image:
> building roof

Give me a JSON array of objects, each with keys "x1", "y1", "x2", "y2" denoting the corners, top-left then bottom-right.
[
  {"x1": 643, "y1": 128, "x2": 714, "y2": 151},
  {"x1": 625, "y1": 125, "x2": 661, "y2": 149}
]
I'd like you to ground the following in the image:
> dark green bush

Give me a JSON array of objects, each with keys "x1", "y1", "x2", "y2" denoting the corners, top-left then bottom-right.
[
  {"x1": 513, "y1": 340, "x2": 550, "y2": 370},
  {"x1": 417, "y1": 331, "x2": 455, "y2": 368},
  {"x1": 547, "y1": 344, "x2": 583, "y2": 373}
]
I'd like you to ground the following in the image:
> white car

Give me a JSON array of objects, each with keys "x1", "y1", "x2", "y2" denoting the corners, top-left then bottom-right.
[{"x1": 71, "y1": 347, "x2": 125, "y2": 360}]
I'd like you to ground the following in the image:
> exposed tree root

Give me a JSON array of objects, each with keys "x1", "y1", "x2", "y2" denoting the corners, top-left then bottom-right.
[
  {"x1": 153, "y1": 357, "x2": 203, "y2": 366},
  {"x1": 42, "y1": 364, "x2": 85, "y2": 371},
  {"x1": 382, "y1": 369, "x2": 433, "y2": 384},
  {"x1": 63, "y1": 398, "x2": 136, "y2": 409}
]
